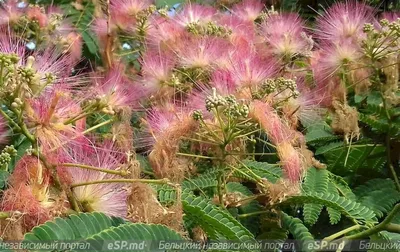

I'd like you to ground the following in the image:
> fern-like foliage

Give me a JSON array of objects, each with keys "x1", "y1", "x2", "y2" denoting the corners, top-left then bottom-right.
[
  {"x1": 237, "y1": 160, "x2": 282, "y2": 183},
  {"x1": 285, "y1": 192, "x2": 377, "y2": 224},
  {"x1": 281, "y1": 212, "x2": 314, "y2": 252},
  {"x1": 23, "y1": 212, "x2": 183, "y2": 252},
  {"x1": 302, "y1": 168, "x2": 329, "y2": 226},
  {"x1": 182, "y1": 192, "x2": 255, "y2": 244},
  {"x1": 354, "y1": 179, "x2": 400, "y2": 218}
]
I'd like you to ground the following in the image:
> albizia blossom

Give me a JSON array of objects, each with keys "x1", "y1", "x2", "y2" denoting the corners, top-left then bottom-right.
[
  {"x1": 231, "y1": 0, "x2": 264, "y2": 22},
  {"x1": 176, "y1": 36, "x2": 228, "y2": 69},
  {"x1": 90, "y1": 67, "x2": 144, "y2": 116},
  {"x1": 146, "y1": 16, "x2": 185, "y2": 49},
  {"x1": 139, "y1": 104, "x2": 197, "y2": 181},
  {"x1": 174, "y1": 3, "x2": 217, "y2": 27},
  {"x1": 66, "y1": 141, "x2": 128, "y2": 217},
  {"x1": 315, "y1": 1, "x2": 375, "y2": 43},
  {"x1": 24, "y1": 90, "x2": 84, "y2": 153},
  {"x1": 110, "y1": 0, "x2": 153, "y2": 18},
  {"x1": 260, "y1": 13, "x2": 313, "y2": 58},
  {"x1": 0, "y1": 0, "x2": 24, "y2": 26},
  {"x1": 141, "y1": 49, "x2": 176, "y2": 91},
  {"x1": 226, "y1": 48, "x2": 276, "y2": 90}
]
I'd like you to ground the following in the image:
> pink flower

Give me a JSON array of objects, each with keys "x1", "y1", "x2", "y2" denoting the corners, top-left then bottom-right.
[
  {"x1": 90, "y1": 66, "x2": 145, "y2": 114},
  {"x1": 381, "y1": 12, "x2": 400, "y2": 22},
  {"x1": 188, "y1": 70, "x2": 237, "y2": 114},
  {"x1": 260, "y1": 13, "x2": 312, "y2": 58},
  {"x1": 0, "y1": 27, "x2": 25, "y2": 57},
  {"x1": 250, "y1": 100, "x2": 295, "y2": 145},
  {"x1": 176, "y1": 36, "x2": 228, "y2": 69},
  {"x1": 140, "y1": 49, "x2": 176, "y2": 91},
  {"x1": 174, "y1": 3, "x2": 217, "y2": 27},
  {"x1": 26, "y1": 6, "x2": 48, "y2": 28},
  {"x1": 225, "y1": 48, "x2": 276, "y2": 89},
  {"x1": 146, "y1": 16, "x2": 185, "y2": 49},
  {"x1": 110, "y1": 0, "x2": 152, "y2": 17},
  {"x1": 0, "y1": 0, "x2": 24, "y2": 26},
  {"x1": 24, "y1": 90, "x2": 84, "y2": 152},
  {"x1": 231, "y1": 0, "x2": 264, "y2": 22},
  {"x1": 65, "y1": 141, "x2": 128, "y2": 217},
  {"x1": 217, "y1": 15, "x2": 256, "y2": 44},
  {"x1": 317, "y1": 39, "x2": 363, "y2": 78},
  {"x1": 276, "y1": 142, "x2": 303, "y2": 182},
  {"x1": 316, "y1": 1, "x2": 375, "y2": 43}
]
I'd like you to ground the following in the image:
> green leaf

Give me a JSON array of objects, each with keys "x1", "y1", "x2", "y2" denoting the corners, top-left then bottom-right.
[
  {"x1": 24, "y1": 212, "x2": 126, "y2": 241},
  {"x1": 284, "y1": 192, "x2": 377, "y2": 223},
  {"x1": 305, "y1": 124, "x2": 340, "y2": 144},
  {"x1": 240, "y1": 160, "x2": 282, "y2": 183},
  {"x1": 302, "y1": 168, "x2": 329, "y2": 226},
  {"x1": 315, "y1": 141, "x2": 344, "y2": 155},
  {"x1": 0, "y1": 170, "x2": 9, "y2": 188},
  {"x1": 326, "y1": 181, "x2": 342, "y2": 225},
  {"x1": 182, "y1": 192, "x2": 255, "y2": 244},
  {"x1": 281, "y1": 212, "x2": 314, "y2": 252}
]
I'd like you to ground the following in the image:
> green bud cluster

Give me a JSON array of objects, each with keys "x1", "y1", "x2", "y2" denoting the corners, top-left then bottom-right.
[
  {"x1": 192, "y1": 110, "x2": 203, "y2": 121},
  {"x1": 0, "y1": 53, "x2": 19, "y2": 67},
  {"x1": 223, "y1": 95, "x2": 249, "y2": 119},
  {"x1": 0, "y1": 145, "x2": 17, "y2": 171},
  {"x1": 187, "y1": 21, "x2": 232, "y2": 37},
  {"x1": 205, "y1": 89, "x2": 228, "y2": 111}
]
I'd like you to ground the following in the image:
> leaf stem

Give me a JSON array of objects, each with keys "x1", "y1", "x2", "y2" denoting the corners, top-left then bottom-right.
[
  {"x1": 59, "y1": 163, "x2": 128, "y2": 176},
  {"x1": 71, "y1": 178, "x2": 174, "y2": 188}
]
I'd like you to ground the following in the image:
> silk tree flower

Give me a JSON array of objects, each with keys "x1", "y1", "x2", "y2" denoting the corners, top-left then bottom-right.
[
  {"x1": 139, "y1": 104, "x2": 197, "y2": 181},
  {"x1": 231, "y1": 0, "x2": 264, "y2": 22},
  {"x1": 0, "y1": 0, "x2": 25, "y2": 26},
  {"x1": 90, "y1": 67, "x2": 145, "y2": 117},
  {"x1": 316, "y1": 39, "x2": 363, "y2": 79},
  {"x1": 174, "y1": 3, "x2": 217, "y2": 27},
  {"x1": 381, "y1": 12, "x2": 400, "y2": 22},
  {"x1": 188, "y1": 69, "x2": 237, "y2": 115},
  {"x1": 315, "y1": 1, "x2": 375, "y2": 43},
  {"x1": 1, "y1": 31, "x2": 83, "y2": 96},
  {"x1": 1, "y1": 155, "x2": 52, "y2": 231},
  {"x1": 217, "y1": 15, "x2": 256, "y2": 44},
  {"x1": 110, "y1": 0, "x2": 153, "y2": 20},
  {"x1": 176, "y1": 36, "x2": 228, "y2": 69},
  {"x1": 260, "y1": 13, "x2": 313, "y2": 59},
  {"x1": 66, "y1": 141, "x2": 128, "y2": 217},
  {"x1": 249, "y1": 100, "x2": 295, "y2": 145},
  {"x1": 225, "y1": 47, "x2": 276, "y2": 91},
  {"x1": 250, "y1": 101, "x2": 304, "y2": 182},
  {"x1": 140, "y1": 49, "x2": 176, "y2": 92},
  {"x1": 146, "y1": 16, "x2": 185, "y2": 50},
  {"x1": 24, "y1": 90, "x2": 84, "y2": 153},
  {"x1": 26, "y1": 6, "x2": 48, "y2": 28}
]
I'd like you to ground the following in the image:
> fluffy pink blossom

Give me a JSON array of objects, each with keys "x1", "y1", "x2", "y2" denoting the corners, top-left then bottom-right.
[
  {"x1": 0, "y1": 0, "x2": 24, "y2": 26},
  {"x1": 217, "y1": 15, "x2": 256, "y2": 43},
  {"x1": 316, "y1": 39, "x2": 362, "y2": 78},
  {"x1": 260, "y1": 13, "x2": 312, "y2": 58},
  {"x1": 225, "y1": 48, "x2": 276, "y2": 89},
  {"x1": 24, "y1": 90, "x2": 84, "y2": 152},
  {"x1": 141, "y1": 49, "x2": 176, "y2": 91},
  {"x1": 91, "y1": 67, "x2": 145, "y2": 113},
  {"x1": 250, "y1": 100, "x2": 295, "y2": 145},
  {"x1": 110, "y1": 0, "x2": 152, "y2": 18},
  {"x1": 174, "y1": 3, "x2": 217, "y2": 27},
  {"x1": 146, "y1": 16, "x2": 185, "y2": 49},
  {"x1": 381, "y1": 12, "x2": 400, "y2": 22},
  {"x1": 316, "y1": 1, "x2": 375, "y2": 43},
  {"x1": 176, "y1": 36, "x2": 228, "y2": 69},
  {"x1": 188, "y1": 69, "x2": 237, "y2": 114},
  {"x1": 231, "y1": 0, "x2": 264, "y2": 22},
  {"x1": 66, "y1": 140, "x2": 128, "y2": 217},
  {"x1": 26, "y1": 6, "x2": 48, "y2": 28}
]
